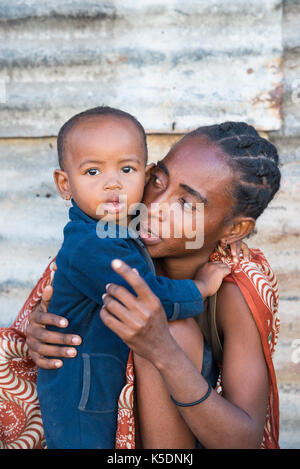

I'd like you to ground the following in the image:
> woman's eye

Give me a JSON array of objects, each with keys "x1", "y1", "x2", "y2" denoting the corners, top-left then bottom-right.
[
  {"x1": 151, "y1": 173, "x2": 162, "y2": 186},
  {"x1": 86, "y1": 168, "x2": 100, "y2": 176},
  {"x1": 122, "y1": 166, "x2": 135, "y2": 174},
  {"x1": 180, "y1": 198, "x2": 194, "y2": 211}
]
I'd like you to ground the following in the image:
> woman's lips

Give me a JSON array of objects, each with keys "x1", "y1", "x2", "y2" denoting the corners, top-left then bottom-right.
[{"x1": 139, "y1": 223, "x2": 162, "y2": 245}]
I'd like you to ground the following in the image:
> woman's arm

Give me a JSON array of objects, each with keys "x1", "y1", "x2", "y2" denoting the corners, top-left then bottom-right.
[{"x1": 101, "y1": 260, "x2": 268, "y2": 449}]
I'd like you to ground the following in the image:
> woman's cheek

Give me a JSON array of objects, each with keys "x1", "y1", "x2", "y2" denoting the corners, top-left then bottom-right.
[
  {"x1": 170, "y1": 207, "x2": 194, "y2": 241},
  {"x1": 179, "y1": 209, "x2": 207, "y2": 251}
]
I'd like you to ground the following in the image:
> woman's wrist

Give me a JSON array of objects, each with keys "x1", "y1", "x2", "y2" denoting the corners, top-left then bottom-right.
[
  {"x1": 150, "y1": 332, "x2": 213, "y2": 410},
  {"x1": 150, "y1": 332, "x2": 181, "y2": 372}
]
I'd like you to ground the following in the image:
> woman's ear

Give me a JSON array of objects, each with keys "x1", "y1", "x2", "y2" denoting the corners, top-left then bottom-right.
[
  {"x1": 220, "y1": 217, "x2": 255, "y2": 246},
  {"x1": 145, "y1": 162, "x2": 156, "y2": 185},
  {"x1": 53, "y1": 169, "x2": 71, "y2": 200}
]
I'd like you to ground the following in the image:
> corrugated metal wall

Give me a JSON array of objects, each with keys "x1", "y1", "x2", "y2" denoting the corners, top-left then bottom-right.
[
  {"x1": 0, "y1": 0, "x2": 283, "y2": 135},
  {"x1": 0, "y1": 0, "x2": 299, "y2": 448}
]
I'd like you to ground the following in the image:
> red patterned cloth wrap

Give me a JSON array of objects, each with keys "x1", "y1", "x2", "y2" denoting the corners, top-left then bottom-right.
[
  {"x1": 0, "y1": 259, "x2": 56, "y2": 449},
  {"x1": 115, "y1": 350, "x2": 135, "y2": 449},
  {"x1": 115, "y1": 245, "x2": 280, "y2": 450}
]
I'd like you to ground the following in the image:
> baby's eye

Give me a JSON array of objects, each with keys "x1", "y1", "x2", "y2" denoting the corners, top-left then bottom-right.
[
  {"x1": 121, "y1": 166, "x2": 135, "y2": 174},
  {"x1": 85, "y1": 168, "x2": 100, "y2": 176}
]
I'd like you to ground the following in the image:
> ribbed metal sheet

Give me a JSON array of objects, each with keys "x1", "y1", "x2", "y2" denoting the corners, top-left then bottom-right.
[
  {"x1": 0, "y1": 0, "x2": 283, "y2": 136},
  {"x1": 1, "y1": 2, "x2": 300, "y2": 450}
]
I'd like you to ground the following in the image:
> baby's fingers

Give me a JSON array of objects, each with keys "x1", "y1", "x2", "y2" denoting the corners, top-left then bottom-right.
[
  {"x1": 229, "y1": 241, "x2": 240, "y2": 264},
  {"x1": 240, "y1": 241, "x2": 250, "y2": 261}
]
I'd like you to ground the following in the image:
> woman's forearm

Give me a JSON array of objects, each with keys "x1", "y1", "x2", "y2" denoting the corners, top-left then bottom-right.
[{"x1": 152, "y1": 338, "x2": 261, "y2": 449}]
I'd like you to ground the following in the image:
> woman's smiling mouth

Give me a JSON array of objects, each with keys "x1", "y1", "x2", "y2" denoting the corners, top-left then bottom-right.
[{"x1": 139, "y1": 223, "x2": 162, "y2": 245}]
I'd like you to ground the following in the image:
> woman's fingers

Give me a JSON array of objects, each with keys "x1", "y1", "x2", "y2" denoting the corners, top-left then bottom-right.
[
  {"x1": 105, "y1": 283, "x2": 137, "y2": 310},
  {"x1": 41, "y1": 284, "x2": 53, "y2": 308},
  {"x1": 29, "y1": 350, "x2": 64, "y2": 370},
  {"x1": 31, "y1": 324, "x2": 81, "y2": 347},
  {"x1": 26, "y1": 326, "x2": 80, "y2": 363},
  {"x1": 111, "y1": 259, "x2": 152, "y2": 299},
  {"x1": 27, "y1": 311, "x2": 81, "y2": 346},
  {"x1": 100, "y1": 307, "x2": 131, "y2": 341},
  {"x1": 28, "y1": 335, "x2": 77, "y2": 359},
  {"x1": 102, "y1": 293, "x2": 141, "y2": 326},
  {"x1": 32, "y1": 309, "x2": 68, "y2": 329},
  {"x1": 25, "y1": 286, "x2": 82, "y2": 369}
]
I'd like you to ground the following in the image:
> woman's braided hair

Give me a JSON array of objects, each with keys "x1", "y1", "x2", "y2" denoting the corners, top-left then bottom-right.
[{"x1": 188, "y1": 121, "x2": 281, "y2": 220}]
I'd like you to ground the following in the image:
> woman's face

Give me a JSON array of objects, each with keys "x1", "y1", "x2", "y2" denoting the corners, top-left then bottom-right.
[{"x1": 140, "y1": 135, "x2": 236, "y2": 259}]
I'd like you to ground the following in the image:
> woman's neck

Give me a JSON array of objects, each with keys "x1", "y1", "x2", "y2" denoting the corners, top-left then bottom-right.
[{"x1": 155, "y1": 248, "x2": 213, "y2": 280}]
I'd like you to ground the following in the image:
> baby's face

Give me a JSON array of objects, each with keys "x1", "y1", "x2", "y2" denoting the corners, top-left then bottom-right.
[{"x1": 60, "y1": 115, "x2": 146, "y2": 223}]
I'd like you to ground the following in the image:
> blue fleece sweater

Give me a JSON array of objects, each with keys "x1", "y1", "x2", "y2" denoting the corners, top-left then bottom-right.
[{"x1": 37, "y1": 201, "x2": 203, "y2": 449}]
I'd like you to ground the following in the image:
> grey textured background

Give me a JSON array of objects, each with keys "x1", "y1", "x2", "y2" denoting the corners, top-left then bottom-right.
[{"x1": 0, "y1": 0, "x2": 299, "y2": 448}]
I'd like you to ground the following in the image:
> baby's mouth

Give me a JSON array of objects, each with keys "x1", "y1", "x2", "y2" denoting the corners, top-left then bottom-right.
[{"x1": 101, "y1": 195, "x2": 127, "y2": 215}]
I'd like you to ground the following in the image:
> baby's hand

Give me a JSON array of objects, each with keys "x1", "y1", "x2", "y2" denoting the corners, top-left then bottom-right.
[
  {"x1": 229, "y1": 240, "x2": 250, "y2": 264},
  {"x1": 194, "y1": 261, "x2": 231, "y2": 298}
]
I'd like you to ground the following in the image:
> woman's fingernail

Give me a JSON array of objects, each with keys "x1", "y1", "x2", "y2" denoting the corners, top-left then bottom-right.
[
  {"x1": 112, "y1": 259, "x2": 122, "y2": 269},
  {"x1": 106, "y1": 283, "x2": 111, "y2": 290},
  {"x1": 59, "y1": 319, "x2": 68, "y2": 327},
  {"x1": 102, "y1": 293, "x2": 107, "y2": 300},
  {"x1": 55, "y1": 360, "x2": 63, "y2": 368},
  {"x1": 66, "y1": 348, "x2": 76, "y2": 357},
  {"x1": 71, "y1": 336, "x2": 81, "y2": 345}
]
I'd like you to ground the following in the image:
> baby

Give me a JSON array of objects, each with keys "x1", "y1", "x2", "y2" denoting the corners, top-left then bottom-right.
[{"x1": 37, "y1": 106, "x2": 230, "y2": 449}]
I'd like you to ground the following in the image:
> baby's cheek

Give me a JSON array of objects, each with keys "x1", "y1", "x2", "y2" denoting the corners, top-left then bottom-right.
[{"x1": 127, "y1": 178, "x2": 145, "y2": 206}]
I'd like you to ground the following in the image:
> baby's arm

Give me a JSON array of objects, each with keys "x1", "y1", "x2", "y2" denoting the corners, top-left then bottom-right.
[
  {"x1": 143, "y1": 262, "x2": 231, "y2": 320},
  {"x1": 194, "y1": 261, "x2": 231, "y2": 298},
  {"x1": 66, "y1": 234, "x2": 213, "y2": 321}
]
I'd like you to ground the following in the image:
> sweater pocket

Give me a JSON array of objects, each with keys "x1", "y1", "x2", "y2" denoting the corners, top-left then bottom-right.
[{"x1": 78, "y1": 353, "x2": 126, "y2": 414}]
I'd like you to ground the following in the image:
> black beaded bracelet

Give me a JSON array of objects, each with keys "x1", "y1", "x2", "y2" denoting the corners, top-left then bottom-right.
[{"x1": 170, "y1": 383, "x2": 212, "y2": 407}]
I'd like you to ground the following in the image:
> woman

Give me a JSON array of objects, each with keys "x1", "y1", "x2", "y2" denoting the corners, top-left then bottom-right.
[{"x1": 2, "y1": 121, "x2": 281, "y2": 449}]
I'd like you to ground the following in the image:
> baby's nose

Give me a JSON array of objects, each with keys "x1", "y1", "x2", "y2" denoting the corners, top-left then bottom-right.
[{"x1": 103, "y1": 177, "x2": 122, "y2": 190}]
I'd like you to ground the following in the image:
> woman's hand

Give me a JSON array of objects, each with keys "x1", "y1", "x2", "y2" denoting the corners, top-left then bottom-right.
[
  {"x1": 100, "y1": 259, "x2": 176, "y2": 364},
  {"x1": 26, "y1": 285, "x2": 82, "y2": 369}
]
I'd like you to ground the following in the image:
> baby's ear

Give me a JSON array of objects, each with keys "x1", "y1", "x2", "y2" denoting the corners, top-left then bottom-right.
[
  {"x1": 53, "y1": 169, "x2": 71, "y2": 200},
  {"x1": 145, "y1": 162, "x2": 156, "y2": 184}
]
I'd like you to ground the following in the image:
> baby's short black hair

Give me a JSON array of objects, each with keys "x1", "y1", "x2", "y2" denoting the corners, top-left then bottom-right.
[{"x1": 57, "y1": 106, "x2": 148, "y2": 169}]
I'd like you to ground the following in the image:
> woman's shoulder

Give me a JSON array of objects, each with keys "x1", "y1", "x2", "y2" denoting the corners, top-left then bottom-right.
[
  {"x1": 216, "y1": 243, "x2": 279, "y2": 339},
  {"x1": 216, "y1": 281, "x2": 251, "y2": 331}
]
